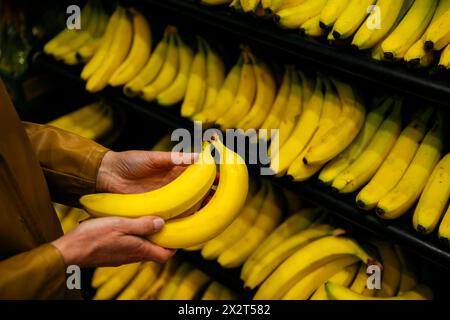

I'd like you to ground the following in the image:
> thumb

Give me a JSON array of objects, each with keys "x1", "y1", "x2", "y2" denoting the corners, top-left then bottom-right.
[{"x1": 120, "y1": 216, "x2": 165, "y2": 236}]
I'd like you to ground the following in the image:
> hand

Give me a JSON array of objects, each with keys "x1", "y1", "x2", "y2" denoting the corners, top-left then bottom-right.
[
  {"x1": 96, "y1": 150, "x2": 198, "y2": 194},
  {"x1": 51, "y1": 216, "x2": 174, "y2": 267}
]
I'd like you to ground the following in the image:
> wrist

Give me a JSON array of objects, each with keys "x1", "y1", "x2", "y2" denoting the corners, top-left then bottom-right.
[{"x1": 96, "y1": 151, "x2": 116, "y2": 193}]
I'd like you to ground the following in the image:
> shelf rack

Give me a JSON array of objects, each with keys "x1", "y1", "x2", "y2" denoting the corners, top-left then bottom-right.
[
  {"x1": 33, "y1": 53, "x2": 450, "y2": 274},
  {"x1": 130, "y1": 0, "x2": 450, "y2": 109}
]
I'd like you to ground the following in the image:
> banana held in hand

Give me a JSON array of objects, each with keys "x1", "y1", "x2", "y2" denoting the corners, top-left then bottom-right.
[
  {"x1": 149, "y1": 135, "x2": 249, "y2": 248},
  {"x1": 80, "y1": 143, "x2": 216, "y2": 220}
]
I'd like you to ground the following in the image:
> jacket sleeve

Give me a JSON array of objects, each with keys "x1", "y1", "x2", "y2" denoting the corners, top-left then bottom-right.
[
  {"x1": 23, "y1": 122, "x2": 109, "y2": 207},
  {"x1": 0, "y1": 244, "x2": 67, "y2": 299}
]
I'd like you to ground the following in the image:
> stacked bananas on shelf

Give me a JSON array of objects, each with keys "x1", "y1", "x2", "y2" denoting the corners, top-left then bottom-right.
[
  {"x1": 47, "y1": 101, "x2": 114, "y2": 141},
  {"x1": 44, "y1": 0, "x2": 109, "y2": 65},
  {"x1": 91, "y1": 256, "x2": 239, "y2": 300},
  {"x1": 80, "y1": 134, "x2": 249, "y2": 249},
  {"x1": 200, "y1": 0, "x2": 450, "y2": 70}
]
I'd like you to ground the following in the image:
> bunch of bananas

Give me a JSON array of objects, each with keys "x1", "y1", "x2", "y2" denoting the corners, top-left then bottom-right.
[
  {"x1": 200, "y1": 0, "x2": 450, "y2": 70},
  {"x1": 80, "y1": 135, "x2": 249, "y2": 249},
  {"x1": 92, "y1": 257, "x2": 238, "y2": 300},
  {"x1": 44, "y1": 0, "x2": 109, "y2": 66},
  {"x1": 47, "y1": 101, "x2": 114, "y2": 141}
]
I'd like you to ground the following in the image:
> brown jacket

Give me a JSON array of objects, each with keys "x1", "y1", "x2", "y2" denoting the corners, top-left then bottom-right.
[{"x1": 0, "y1": 80, "x2": 109, "y2": 299}]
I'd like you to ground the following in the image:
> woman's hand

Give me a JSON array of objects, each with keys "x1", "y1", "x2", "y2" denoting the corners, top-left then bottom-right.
[
  {"x1": 51, "y1": 216, "x2": 174, "y2": 267},
  {"x1": 96, "y1": 150, "x2": 197, "y2": 194}
]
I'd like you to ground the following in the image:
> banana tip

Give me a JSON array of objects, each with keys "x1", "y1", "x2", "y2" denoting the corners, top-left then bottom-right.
[
  {"x1": 440, "y1": 237, "x2": 450, "y2": 246},
  {"x1": 383, "y1": 52, "x2": 394, "y2": 61},
  {"x1": 332, "y1": 31, "x2": 341, "y2": 40},
  {"x1": 407, "y1": 58, "x2": 420, "y2": 68},
  {"x1": 319, "y1": 21, "x2": 330, "y2": 31},
  {"x1": 375, "y1": 207, "x2": 385, "y2": 216},
  {"x1": 273, "y1": 14, "x2": 281, "y2": 23},
  {"x1": 416, "y1": 225, "x2": 427, "y2": 235},
  {"x1": 424, "y1": 41, "x2": 434, "y2": 51},
  {"x1": 356, "y1": 200, "x2": 366, "y2": 210}
]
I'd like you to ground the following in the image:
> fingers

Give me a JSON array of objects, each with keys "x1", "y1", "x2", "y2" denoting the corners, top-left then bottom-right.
[
  {"x1": 115, "y1": 216, "x2": 165, "y2": 236},
  {"x1": 150, "y1": 151, "x2": 199, "y2": 167},
  {"x1": 135, "y1": 240, "x2": 176, "y2": 264}
]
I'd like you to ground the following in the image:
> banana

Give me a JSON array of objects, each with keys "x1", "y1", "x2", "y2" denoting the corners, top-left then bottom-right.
[
  {"x1": 48, "y1": 102, "x2": 100, "y2": 130},
  {"x1": 372, "y1": 240, "x2": 401, "y2": 297},
  {"x1": 268, "y1": 0, "x2": 308, "y2": 14},
  {"x1": 86, "y1": 8, "x2": 133, "y2": 92},
  {"x1": 94, "y1": 262, "x2": 141, "y2": 300},
  {"x1": 192, "y1": 39, "x2": 225, "y2": 122},
  {"x1": 241, "y1": 208, "x2": 321, "y2": 282},
  {"x1": 287, "y1": 78, "x2": 342, "y2": 181},
  {"x1": 201, "y1": 281, "x2": 223, "y2": 300},
  {"x1": 303, "y1": 78, "x2": 366, "y2": 165},
  {"x1": 237, "y1": 56, "x2": 276, "y2": 130},
  {"x1": 158, "y1": 262, "x2": 193, "y2": 300},
  {"x1": 413, "y1": 153, "x2": 450, "y2": 234},
  {"x1": 439, "y1": 43, "x2": 450, "y2": 69},
  {"x1": 259, "y1": 66, "x2": 292, "y2": 141},
  {"x1": 219, "y1": 287, "x2": 239, "y2": 300},
  {"x1": 217, "y1": 183, "x2": 282, "y2": 268},
  {"x1": 149, "y1": 136, "x2": 248, "y2": 248},
  {"x1": 395, "y1": 246, "x2": 418, "y2": 294},
  {"x1": 217, "y1": 49, "x2": 256, "y2": 129},
  {"x1": 244, "y1": 224, "x2": 340, "y2": 290},
  {"x1": 254, "y1": 236, "x2": 374, "y2": 299},
  {"x1": 201, "y1": 183, "x2": 266, "y2": 260},
  {"x1": 300, "y1": 14, "x2": 326, "y2": 37},
  {"x1": 156, "y1": 37, "x2": 194, "y2": 107},
  {"x1": 356, "y1": 106, "x2": 434, "y2": 210},
  {"x1": 80, "y1": 143, "x2": 216, "y2": 220},
  {"x1": 331, "y1": 0, "x2": 377, "y2": 40},
  {"x1": 184, "y1": 242, "x2": 207, "y2": 251},
  {"x1": 282, "y1": 256, "x2": 359, "y2": 300},
  {"x1": 352, "y1": 0, "x2": 406, "y2": 50},
  {"x1": 425, "y1": 4, "x2": 450, "y2": 50},
  {"x1": 81, "y1": 106, "x2": 114, "y2": 140},
  {"x1": 438, "y1": 205, "x2": 450, "y2": 245},
  {"x1": 405, "y1": 0, "x2": 450, "y2": 66},
  {"x1": 60, "y1": 207, "x2": 89, "y2": 234},
  {"x1": 123, "y1": 28, "x2": 171, "y2": 97},
  {"x1": 91, "y1": 266, "x2": 117, "y2": 289},
  {"x1": 325, "y1": 282, "x2": 433, "y2": 300},
  {"x1": 81, "y1": 7, "x2": 122, "y2": 80},
  {"x1": 349, "y1": 263, "x2": 375, "y2": 296},
  {"x1": 376, "y1": 112, "x2": 444, "y2": 220},
  {"x1": 381, "y1": 0, "x2": 438, "y2": 60},
  {"x1": 117, "y1": 262, "x2": 162, "y2": 300},
  {"x1": 241, "y1": 0, "x2": 260, "y2": 12},
  {"x1": 76, "y1": 38, "x2": 101, "y2": 61},
  {"x1": 172, "y1": 269, "x2": 210, "y2": 300},
  {"x1": 319, "y1": 0, "x2": 350, "y2": 30},
  {"x1": 141, "y1": 31, "x2": 179, "y2": 102},
  {"x1": 331, "y1": 101, "x2": 402, "y2": 194},
  {"x1": 230, "y1": 0, "x2": 243, "y2": 11},
  {"x1": 311, "y1": 263, "x2": 359, "y2": 300},
  {"x1": 180, "y1": 37, "x2": 208, "y2": 118},
  {"x1": 270, "y1": 75, "x2": 323, "y2": 176},
  {"x1": 274, "y1": 0, "x2": 328, "y2": 29},
  {"x1": 109, "y1": 10, "x2": 152, "y2": 87},
  {"x1": 141, "y1": 257, "x2": 181, "y2": 299},
  {"x1": 202, "y1": 58, "x2": 242, "y2": 123}
]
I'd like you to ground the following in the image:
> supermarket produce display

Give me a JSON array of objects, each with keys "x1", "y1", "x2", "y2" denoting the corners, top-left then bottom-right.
[{"x1": 4, "y1": 0, "x2": 450, "y2": 300}]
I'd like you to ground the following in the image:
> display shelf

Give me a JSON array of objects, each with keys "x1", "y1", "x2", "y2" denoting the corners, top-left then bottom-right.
[
  {"x1": 129, "y1": 0, "x2": 450, "y2": 109},
  {"x1": 33, "y1": 52, "x2": 450, "y2": 272}
]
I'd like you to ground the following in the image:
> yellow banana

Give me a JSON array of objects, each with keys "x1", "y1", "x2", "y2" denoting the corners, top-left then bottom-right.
[
  {"x1": 300, "y1": 14, "x2": 326, "y2": 37},
  {"x1": 310, "y1": 263, "x2": 359, "y2": 300},
  {"x1": 356, "y1": 106, "x2": 434, "y2": 210},
  {"x1": 80, "y1": 143, "x2": 216, "y2": 220},
  {"x1": 244, "y1": 224, "x2": 340, "y2": 290},
  {"x1": 180, "y1": 37, "x2": 208, "y2": 118},
  {"x1": 141, "y1": 32, "x2": 180, "y2": 102},
  {"x1": 413, "y1": 153, "x2": 450, "y2": 234},
  {"x1": 424, "y1": 4, "x2": 450, "y2": 50},
  {"x1": 172, "y1": 269, "x2": 210, "y2": 300},
  {"x1": 109, "y1": 10, "x2": 152, "y2": 86},
  {"x1": 201, "y1": 281, "x2": 224, "y2": 300},
  {"x1": 149, "y1": 136, "x2": 248, "y2": 248},
  {"x1": 274, "y1": 0, "x2": 328, "y2": 29},
  {"x1": 94, "y1": 262, "x2": 141, "y2": 300},
  {"x1": 123, "y1": 28, "x2": 171, "y2": 97},
  {"x1": 349, "y1": 263, "x2": 376, "y2": 296},
  {"x1": 156, "y1": 37, "x2": 194, "y2": 107},
  {"x1": 373, "y1": 240, "x2": 401, "y2": 297},
  {"x1": 438, "y1": 205, "x2": 450, "y2": 246},
  {"x1": 438, "y1": 43, "x2": 450, "y2": 69},
  {"x1": 303, "y1": 78, "x2": 366, "y2": 165},
  {"x1": 141, "y1": 257, "x2": 181, "y2": 299},
  {"x1": 319, "y1": 0, "x2": 350, "y2": 30},
  {"x1": 117, "y1": 262, "x2": 162, "y2": 300},
  {"x1": 332, "y1": 101, "x2": 402, "y2": 194},
  {"x1": 325, "y1": 282, "x2": 433, "y2": 300},
  {"x1": 254, "y1": 236, "x2": 374, "y2": 299},
  {"x1": 282, "y1": 256, "x2": 359, "y2": 300},
  {"x1": 92, "y1": 266, "x2": 118, "y2": 289},
  {"x1": 217, "y1": 184, "x2": 282, "y2": 268},
  {"x1": 395, "y1": 246, "x2": 418, "y2": 294},
  {"x1": 201, "y1": 183, "x2": 266, "y2": 260},
  {"x1": 76, "y1": 38, "x2": 101, "y2": 61},
  {"x1": 241, "y1": 0, "x2": 260, "y2": 12},
  {"x1": 86, "y1": 8, "x2": 133, "y2": 92},
  {"x1": 158, "y1": 262, "x2": 193, "y2": 300},
  {"x1": 381, "y1": 0, "x2": 438, "y2": 60},
  {"x1": 331, "y1": 0, "x2": 377, "y2": 40},
  {"x1": 270, "y1": 76, "x2": 323, "y2": 175},
  {"x1": 241, "y1": 208, "x2": 321, "y2": 282},
  {"x1": 376, "y1": 112, "x2": 444, "y2": 219},
  {"x1": 60, "y1": 207, "x2": 89, "y2": 234}
]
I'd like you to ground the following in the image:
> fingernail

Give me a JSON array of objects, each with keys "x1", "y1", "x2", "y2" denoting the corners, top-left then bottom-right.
[{"x1": 153, "y1": 218, "x2": 164, "y2": 231}]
